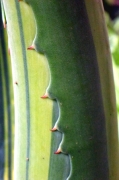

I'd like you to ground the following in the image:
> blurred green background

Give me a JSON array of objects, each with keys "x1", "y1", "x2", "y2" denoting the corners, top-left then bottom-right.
[{"x1": 103, "y1": 0, "x2": 119, "y2": 131}]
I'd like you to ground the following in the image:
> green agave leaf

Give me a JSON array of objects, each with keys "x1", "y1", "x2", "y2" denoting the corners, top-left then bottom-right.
[
  {"x1": 2, "y1": 0, "x2": 119, "y2": 179},
  {"x1": 85, "y1": 2, "x2": 119, "y2": 179},
  {"x1": 2, "y1": 1, "x2": 69, "y2": 180}
]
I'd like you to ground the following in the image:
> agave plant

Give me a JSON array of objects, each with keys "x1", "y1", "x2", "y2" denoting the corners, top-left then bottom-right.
[{"x1": 1, "y1": 0, "x2": 119, "y2": 179}]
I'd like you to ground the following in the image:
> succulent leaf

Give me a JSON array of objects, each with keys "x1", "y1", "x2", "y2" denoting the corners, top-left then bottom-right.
[{"x1": 2, "y1": 0, "x2": 119, "y2": 179}]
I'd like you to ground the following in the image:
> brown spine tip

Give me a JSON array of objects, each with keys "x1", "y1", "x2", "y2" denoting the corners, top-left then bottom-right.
[
  {"x1": 27, "y1": 45, "x2": 35, "y2": 50},
  {"x1": 3, "y1": 23, "x2": 7, "y2": 29},
  {"x1": 50, "y1": 127, "x2": 57, "y2": 132},
  {"x1": 14, "y1": 81, "x2": 18, "y2": 85},
  {"x1": 54, "y1": 149, "x2": 61, "y2": 154},
  {"x1": 41, "y1": 94, "x2": 48, "y2": 99}
]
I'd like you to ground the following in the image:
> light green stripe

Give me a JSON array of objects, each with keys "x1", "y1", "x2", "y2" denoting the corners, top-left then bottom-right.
[{"x1": 15, "y1": 1, "x2": 30, "y2": 179}]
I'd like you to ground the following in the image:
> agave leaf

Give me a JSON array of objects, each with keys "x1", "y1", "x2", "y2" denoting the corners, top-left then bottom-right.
[{"x1": 2, "y1": 0, "x2": 119, "y2": 179}]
